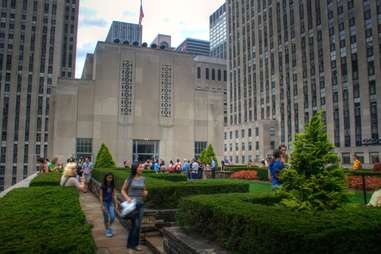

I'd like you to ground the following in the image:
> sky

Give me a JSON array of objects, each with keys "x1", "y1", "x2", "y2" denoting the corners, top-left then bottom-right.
[{"x1": 76, "y1": 0, "x2": 225, "y2": 78}]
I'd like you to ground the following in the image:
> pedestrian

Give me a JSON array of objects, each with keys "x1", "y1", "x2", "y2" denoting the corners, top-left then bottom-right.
[
  {"x1": 268, "y1": 150, "x2": 285, "y2": 190},
  {"x1": 121, "y1": 162, "x2": 148, "y2": 254},
  {"x1": 168, "y1": 160, "x2": 175, "y2": 173},
  {"x1": 181, "y1": 159, "x2": 190, "y2": 178},
  {"x1": 60, "y1": 158, "x2": 85, "y2": 192},
  {"x1": 153, "y1": 159, "x2": 160, "y2": 173},
  {"x1": 279, "y1": 144, "x2": 288, "y2": 164},
  {"x1": 221, "y1": 160, "x2": 225, "y2": 171},
  {"x1": 211, "y1": 158, "x2": 217, "y2": 179},
  {"x1": 191, "y1": 159, "x2": 199, "y2": 180},
  {"x1": 352, "y1": 155, "x2": 362, "y2": 170},
  {"x1": 175, "y1": 159, "x2": 182, "y2": 173},
  {"x1": 82, "y1": 157, "x2": 94, "y2": 192},
  {"x1": 100, "y1": 173, "x2": 118, "y2": 237}
]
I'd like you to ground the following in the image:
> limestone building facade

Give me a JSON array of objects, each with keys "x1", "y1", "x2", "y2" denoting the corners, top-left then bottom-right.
[{"x1": 51, "y1": 42, "x2": 226, "y2": 165}]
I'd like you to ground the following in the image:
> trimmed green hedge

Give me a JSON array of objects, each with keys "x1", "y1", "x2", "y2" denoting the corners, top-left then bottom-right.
[
  {"x1": 29, "y1": 173, "x2": 61, "y2": 187},
  {"x1": 147, "y1": 173, "x2": 187, "y2": 182},
  {"x1": 0, "y1": 187, "x2": 95, "y2": 254},
  {"x1": 177, "y1": 192, "x2": 381, "y2": 254},
  {"x1": 92, "y1": 168, "x2": 249, "y2": 209}
]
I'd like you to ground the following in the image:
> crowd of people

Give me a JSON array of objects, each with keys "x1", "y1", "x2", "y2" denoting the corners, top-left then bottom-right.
[{"x1": 140, "y1": 158, "x2": 218, "y2": 179}]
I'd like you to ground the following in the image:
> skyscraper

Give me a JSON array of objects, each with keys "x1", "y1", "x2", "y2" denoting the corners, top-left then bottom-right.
[
  {"x1": 225, "y1": 0, "x2": 381, "y2": 165},
  {"x1": 0, "y1": 0, "x2": 79, "y2": 191},
  {"x1": 210, "y1": 3, "x2": 227, "y2": 59},
  {"x1": 105, "y1": 21, "x2": 142, "y2": 45},
  {"x1": 176, "y1": 38, "x2": 210, "y2": 56}
]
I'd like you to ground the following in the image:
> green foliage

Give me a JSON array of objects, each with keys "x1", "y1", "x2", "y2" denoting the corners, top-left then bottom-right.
[
  {"x1": 92, "y1": 168, "x2": 249, "y2": 209},
  {"x1": 148, "y1": 173, "x2": 187, "y2": 182},
  {"x1": 95, "y1": 143, "x2": 116, "y2": 168},
  {"x1": 0, "y1": 187, "x2": 95, "y2": 254},
  {"x1": 199, "y1": 144, "x2": 217, "y2": 165},
  {"x1": 29, "y1": 173, "x2": 61, "y2": 187},
  {"x1": 177, "y1": 192, "x2": 381, "y2": 254},
  {"x1": 278, "y1": 112, "x2": 349, "y2": 210}
]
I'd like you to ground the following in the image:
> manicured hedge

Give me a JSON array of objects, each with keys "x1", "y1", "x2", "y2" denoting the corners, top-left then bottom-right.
[
  {"x1": 92, "y1": 168, "x2": 249, "y2": 209},
  {"x1": 177, "y1": 192, "x2": 381, "y2": 254},
  {"x1": 147, "y1": 173, "x2": 187, "y2": 182},
  {"x1": 0, "y1": 187, "x2": 95, "y2": 254},
  {"x1": 29, "y1": 172, "x2": 61, "y2": 187}
]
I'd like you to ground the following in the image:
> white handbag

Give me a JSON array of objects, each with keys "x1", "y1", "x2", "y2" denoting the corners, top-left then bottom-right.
[{"x1": 120, "y1": 199, "x2": 137, "y2": 218}]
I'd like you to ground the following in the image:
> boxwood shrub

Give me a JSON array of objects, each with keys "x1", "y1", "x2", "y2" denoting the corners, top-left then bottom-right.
[
  {"x1": 92, "y1": 168, "x2": 249, "y2": 209},
  {"x1": 0, "y1": 187, "x2": 95, "y2": 254},
  {"x1": 29, "y1": 172, "x2": 61, "y2": 187},
  {"x1": 177, "y1": 192, "x2": 381, "y2": 254}
]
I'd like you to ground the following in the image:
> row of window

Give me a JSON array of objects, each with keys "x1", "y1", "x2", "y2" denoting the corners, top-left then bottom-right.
[
  {"x1": 224, "y1": 141, "x2": 260, "y2": 152},
  {"x1": 224, "y1": 128, "x2": 259, "y2": 140},
  {"x1": 196, "y1": 67, "x2": 227, "y2": 81}
]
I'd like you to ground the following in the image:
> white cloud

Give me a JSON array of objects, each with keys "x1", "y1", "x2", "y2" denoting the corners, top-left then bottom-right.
[{"x1": 75, "y1": 0, "x2": 225, "y2": 78}]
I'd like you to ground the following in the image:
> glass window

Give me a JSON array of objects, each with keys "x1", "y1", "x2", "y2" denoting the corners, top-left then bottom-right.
[
  {"x1": 76, "y1": 138, "x2": 93, "y2": 160},
  {"x1": 342, "y1": 153, "x2": 351, "y2": 164},
  {"x1": 370, "y1": 152, "x2": 380, "y2": 164},
  {"x1": 355, "y1": 153, "x2": 364, "y2": 164},
  {"x1": 195, "y1": 141, "x2": 207, "y2": 158}
]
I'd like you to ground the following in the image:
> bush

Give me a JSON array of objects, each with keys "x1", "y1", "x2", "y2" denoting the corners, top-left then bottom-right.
[
  {"x1": 92, "y1": 168, "x2": 249, "y2": 209},
  {"x1": 95, "y1": 144, "x2": 116, "y2": 168},
  {"x1": 199, "y1": 144, "x2": 217, "y2": 166},
  {"x1": 279, "y1": 112, "x2": 349, "y2": 210},
  {"x1": 148, "y1": 173, "x2": 187, "y2": 182},
  {"x1": 29, "y1": 173, "x2": 61, "y2": 187},
  {"x1": 177, "y1": 192, "x2": 381, "y2": 254},
  {"x1": 231, "y1": 170, "x2": 258, "y2": 180},
  {"x1": 0, "y1": 187, "x2": 95, "y2": 254}
]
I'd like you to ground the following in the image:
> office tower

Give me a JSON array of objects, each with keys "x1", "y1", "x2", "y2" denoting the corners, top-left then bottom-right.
[
  {"x1": 225, "y1": 0, "x2": 381, "y2": 165},
  {"x1": 52, "y1": 42, "x2": 225, "y2": 163},
  {"x1": 0, "y1": 0, "x2": 79, "y2": 191},
  {"x1": 176, "y1": 38, "x2": 210, "y2": 56},
  {"x1": 105, "y1": 21, "x2": 142, "y2": 44},
  {"x1": 210, "y1": 3, "x2": 227, "y2": 59}
]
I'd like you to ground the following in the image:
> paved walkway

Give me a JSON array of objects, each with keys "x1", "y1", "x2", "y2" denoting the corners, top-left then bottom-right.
[{"x1": 79, "y1": 192, "x2": 153, "y2": 254}]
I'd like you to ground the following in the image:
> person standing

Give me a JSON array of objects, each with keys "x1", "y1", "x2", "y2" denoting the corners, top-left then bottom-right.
[
  {"x1": 210, "y1": 159, "x2": 217, "y2": 179},
  {"x1": 278, "y1": 144, "x2": 288, "y2": 164},
  {"x1": 352, "y1": 155, "x2": 362, "y2": 170},
  {"x1": 100, "y1": 173, "x2": 118, "y2": 237},
  {"x1": 181, "y1": 159, "x2": 190, "y2": 177},
  {"x1": 82, "y1": 157, "x2": 94, "y2": 192},
  {"x1": 268, "y1": 150, "x2": 285, "y2": 190},
  {"x1": 121, "y1": 163, "x2": 148, "y2": 254},
  {"x1": 191, "y1": 159, "x2": 199, "y2": 180}
]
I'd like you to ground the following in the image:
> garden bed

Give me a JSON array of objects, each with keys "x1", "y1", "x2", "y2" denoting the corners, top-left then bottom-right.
[
  {"x1": 92, "y1": 168, "x2": 249, "y2": 209},
  {"x1": 29, "y1": 172, "x2": 61, "y2": 187},
  {"x1": 0, "y1": 187, "x2": 95, "y2": 254},
  {"x1": 177, "y1": 192, "x2": 381, "y2": 254}
]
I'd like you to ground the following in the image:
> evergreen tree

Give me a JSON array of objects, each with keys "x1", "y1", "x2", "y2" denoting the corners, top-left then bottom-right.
[
  {"x1": 95, "y1": 144, "x2": 116, "y2": 168},
  {"x1": 199, "y1": 144, "x2": 217, "y2": 166},
  {"x1": 278, "y1": 112, "x2": 349, "y2": 211}
]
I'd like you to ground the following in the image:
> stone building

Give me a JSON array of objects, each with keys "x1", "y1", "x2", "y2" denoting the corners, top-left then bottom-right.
[
  {"x1": 225, "y1": 0, "x2": 381, "y2": 166},
  {"x1": 51, "y1": 42, "x2": 226, "y2": 165},
  {"x1": 0, "y1": 0, "x2": 79, "y2": 191}
]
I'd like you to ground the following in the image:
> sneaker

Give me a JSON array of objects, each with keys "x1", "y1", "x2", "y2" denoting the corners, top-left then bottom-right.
[
  {"x1": 109, "y1": 228, "x2": 113, "y2": 237},
  {"x1": 105, "y1": 228, "x2": 112, "y2": 237}
]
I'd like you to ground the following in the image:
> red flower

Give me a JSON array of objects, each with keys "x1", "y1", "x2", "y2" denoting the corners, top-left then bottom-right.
[
  {"x1": 231, "y1": 170, "x2": 258, "y2": 180},
  {"x1": 347, "y1": 176, "x2": 381, "y2": 191}
]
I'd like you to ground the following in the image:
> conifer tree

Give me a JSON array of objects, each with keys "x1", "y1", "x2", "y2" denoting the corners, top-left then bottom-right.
[{"x1": 95, "y1": 144, "x2": 116, "y2": 168}]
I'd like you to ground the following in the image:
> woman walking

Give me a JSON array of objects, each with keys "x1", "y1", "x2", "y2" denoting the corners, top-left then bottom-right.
[
  {"x1": 100, "y1": 173, "x2": 118, "y2": 237},
  {"x1": 121, "y1": 162, "x2": 148, "y2": 253}
]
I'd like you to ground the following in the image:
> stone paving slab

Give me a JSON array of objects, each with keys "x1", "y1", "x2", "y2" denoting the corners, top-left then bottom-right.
[{"x1": 79, "y1": 192, "x2": 153, "y2": 254}]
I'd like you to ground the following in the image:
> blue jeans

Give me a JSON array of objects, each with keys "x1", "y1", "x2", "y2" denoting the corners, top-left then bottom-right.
[
  {"x1": 103, "y1": 202, "x2": 115, "y2": 226},
  {"x1": 127, "y1": 203, "x2": 144, "y2": 249}
]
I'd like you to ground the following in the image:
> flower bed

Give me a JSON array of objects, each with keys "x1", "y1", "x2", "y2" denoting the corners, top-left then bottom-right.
[
  {"x1": 231, "y1": 170, "x2": 258, "y2": 180},
  {"x1": 92, "y1": 168, "x2": 250, "y2": 209},
  {"x1": 347, "y1": 176, "x2": 381, "y2": 191},
  {"x1": 177, "y1": 192, "x2": 381, "y2": 254},
  {"x1": 0, "y1": 187, "x2": 95, "y2": 254},
  {"x1": 225, "y1": 165, "x2": 269, "y2": 181}
]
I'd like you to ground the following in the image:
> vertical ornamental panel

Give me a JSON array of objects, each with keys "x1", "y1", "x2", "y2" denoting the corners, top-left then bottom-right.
[
  {"x1": 120, "y1": 60, "x2": 134, "y2": 116},
  {"x1": 160, "y1": 64, "x2": 173, "y2": 118}
]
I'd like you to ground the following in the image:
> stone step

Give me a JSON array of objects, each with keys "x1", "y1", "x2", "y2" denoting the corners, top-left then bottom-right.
[{"x1": 145, "y1": 236, "x2": 165, "y2": 254}]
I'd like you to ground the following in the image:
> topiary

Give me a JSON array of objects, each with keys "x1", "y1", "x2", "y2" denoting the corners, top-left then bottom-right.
[
  {"x1": 278, "y1": 111, "x2": 349, "y2": 211},
  {"x1": 199, "y1": 144, "x2": 217, "y2": 166},
  {"x1": 95, "y1": 143, "x2": 116, "y2": 168}
]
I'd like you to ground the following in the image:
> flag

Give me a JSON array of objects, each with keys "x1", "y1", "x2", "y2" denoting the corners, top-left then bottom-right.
[{"x1": 139, "y1": 0, "x2": 144, "y2": 26}]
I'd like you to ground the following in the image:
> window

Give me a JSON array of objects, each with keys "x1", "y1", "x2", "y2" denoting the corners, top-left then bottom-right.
[
  {"x1": 197, "y1": 67, "x2": 201, "y2": 79},
  {"x1": 241, "y1": 129, "x2": 245, "y2": 138},
  {"x1": 248, "y1": 142, "x2": 252, "y2": 151},
  {"x1": 235, "y1": 130, "x2": 239, "y2": 139},
  {"x1": 218, "y1": 69, "x2": 221, "y2": 81},
  {"x1": 370, "y1": 152, "x2": 379, "y2": 164},
  {"x1": 212, "y1": 69, "x2": 215, "y2": 80},
  {"x1": 342, "y1": 153, "x2": 351, "y2": 164},
  {"x1": 195, "y1": 141, "x2": 207, "y2": 158},
  {"x1": 355, "y1": 153, "x2": 364, "y2": 164},
  {"x1": 205, "y1": 68, "x2": 209, "y2": 80},
  {"x1": 256, "y1": 142, "x2": 259, "y2": 150},
  {"x1": 248, "y1": 128, "x2": 252, "y2": 137},
  {"x1": 255, "y1": 127, "x2": 259, "y2": 136},
  {"x1": 76, "y1": 138, "x2": 93, "y2": 160}
]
